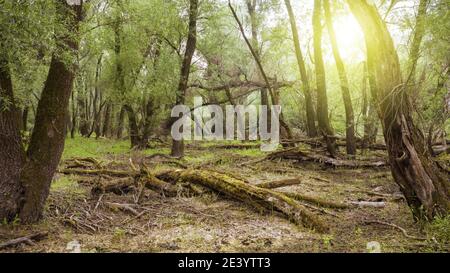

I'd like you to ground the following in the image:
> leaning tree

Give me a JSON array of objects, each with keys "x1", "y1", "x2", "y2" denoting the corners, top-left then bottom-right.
[
  {"x1": 0, "y1": 0, "x2": 84, "y2": 223},
  {"x1": 347, "y1": 0, "x2": 449, "y2": 220}
]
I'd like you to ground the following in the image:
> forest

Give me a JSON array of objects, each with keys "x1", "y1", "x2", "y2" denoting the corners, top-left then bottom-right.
[{"x1": 0, "y1": 0, "x2": 449, "y2": 253}]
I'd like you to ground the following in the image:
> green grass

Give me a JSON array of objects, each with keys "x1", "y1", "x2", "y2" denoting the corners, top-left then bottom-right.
[
  {"x1": 51, "y1": 176, "x2": 86, "y2": 195},
  {"x1": 63, "y1": 136, "x2": 130, "y2": 159}
]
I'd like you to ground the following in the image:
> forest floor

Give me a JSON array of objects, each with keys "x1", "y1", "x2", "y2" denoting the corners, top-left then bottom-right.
[{"x1": 0, "y1": 136, "x2": 448, "y2": 253}]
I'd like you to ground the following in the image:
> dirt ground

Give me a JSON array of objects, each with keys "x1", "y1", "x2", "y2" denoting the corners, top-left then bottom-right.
[{"x1": 0, "y1": 141, "x2": 448, "y2": 253}]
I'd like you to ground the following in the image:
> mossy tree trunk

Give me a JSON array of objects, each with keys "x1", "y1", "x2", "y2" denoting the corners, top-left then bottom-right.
[{"x1": 348, "y1": 0, "x2": 449, "y2": 220}]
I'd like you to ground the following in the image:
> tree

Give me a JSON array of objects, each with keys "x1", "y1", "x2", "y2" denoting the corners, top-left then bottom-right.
[
  {"x1": 0, "y1": 0, "x2": 84, "y2": 222},
  {"x1": 323, "y1": 0, "x2": 356, "y2": 155},
  {"x1": 171, "y1": 0, "x2": 199, "y2": 157},
  {"x1": 347, "y1": 0, "x2": 449, "y2": 220},
  {"x1": 313, "y1": 0, "x2": 336, "y2": 157},
  {"x1": 284, "y1": 0, "x2": 318, "y2": 138}
]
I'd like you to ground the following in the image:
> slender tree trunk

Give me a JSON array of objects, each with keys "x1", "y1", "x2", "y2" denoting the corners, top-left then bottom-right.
[
  {"x1": 284, "y1": 0, "x2": 317, "y2": 137},
  {"x1": 171, "y1": 0, "x2": 198, "y2": 157},
  {"x1": 407, "y1": 0, "x2": 429, "y2": 83},
  {"x1": 323, "y1": 0, "x2": 356, "y2": 155},
  {"x1": 70, "y1": 87, "x2": 76, "y2": 138},
  {"x1": 313, "y1": 0, "x2": 336, "y2": 157},
  {"x1": 140, "y1": 99, "x2": 155, "y2": 149},
  {"x1": 116, "y1": 106, "x2": 125, "y2": 139},
  {"x1": 88, "y1": 54, "x2": 103, "y2": 138},
  {"x1": 246, "y1": 0, "x2": 272, "y2": 132},
  {"x1": 361, "y1": 61, "x2": 378, "y2": 147},
  {"x1": 124, "y1": 105, "x2": 141, "y2": 148},
  {"x1": 348, "y1": 0, "x2": 449, "y2": 220},
  {"x1": 102, "y1": 101, "x2": 112, "y2": 137}
]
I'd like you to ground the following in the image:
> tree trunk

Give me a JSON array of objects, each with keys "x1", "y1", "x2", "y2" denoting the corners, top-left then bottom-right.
[
  {"x1": 348, "y1": 0, "x2": 449, "y2": 220},
  {"x1": 88, "y1": 54, "x2": 103, "y2": 138},
  {"x1": 246, "y1": 0, "x2": 272, "y2": 133},
  {"x1": 361, "y1": 61, "x2": 378, "y2": 147},
  {"x1": 0, "y1": 53, "x2": 26, "y2": 221},
  {"x1": 284, "y1": 0, "x2": 317, "y2": 137},
  {"x1": 171, "y1": 0, "x2": 198, "y2": 157},
  {"x1": 116, "y1": 106, "x2": 126, "y2": 139},
  {"x1": 313, "y1": 0, "x2": 336, "y2": 157},
  {"x1": 102, "y1": 102, "x2": 112, "y2": 137},
  {"x1": 124, "y1": 105, "x2": 141, "y2": 149},
  {"x1": 1, "y1": 1, "x2": 84, "y2": 223},
  {"x1": 407, "y1": 0, "x2": 429, "y2": 83},
  {"x1": 323, "y1": 0, "x2": 356, "y2": 155},
  {"x1": 140, "y1": 99, "x2": 155, "y2": 149}
]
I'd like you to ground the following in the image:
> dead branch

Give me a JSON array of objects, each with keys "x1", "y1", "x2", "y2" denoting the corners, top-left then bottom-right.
[
  {"x1": 0, "y1": 232, "x2": 48, "y2": 250},
  {"x1": 364, "y1": 220, "x2": 426, "y2": 240}
]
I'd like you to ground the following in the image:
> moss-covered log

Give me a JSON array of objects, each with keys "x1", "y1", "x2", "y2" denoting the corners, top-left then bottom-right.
[
  {"x1": 60, "y1": 168, "x2": 137, "y2": 177},
  {"x1": 257, "y1": 178, "x2": 303, "y2": 189},
  {"x1": 157, "y1": 169, "x2": 329, "y2": 232},
  {"x1": 267, "y1": 148, "x2": 387, "y2": 168}
]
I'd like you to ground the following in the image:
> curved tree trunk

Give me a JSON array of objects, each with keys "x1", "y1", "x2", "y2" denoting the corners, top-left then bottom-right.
[
  {"x1": 313, "y1": 0, "x2": 336, "y2": 157},
  {"x1": 171, "y1": 0, "x2": 198, "y2": 157},
  {"x1": 323, "y1": 0, "x2": 356, "y2": 155},
  {"x1": 284, "y1": 0, "x2": 317, "y2": 137},
  {"x1": 348, "y1": 0, "x2": 449, "y2": 220}
]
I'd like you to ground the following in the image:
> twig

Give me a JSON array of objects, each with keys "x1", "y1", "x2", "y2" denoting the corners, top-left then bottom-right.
[{"x1": 364, "y1": 220, "x2": 427, "y2": 240}]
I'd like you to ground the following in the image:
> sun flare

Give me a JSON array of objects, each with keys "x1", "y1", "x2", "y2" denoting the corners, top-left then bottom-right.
[{"x1": 332, "y1": 14, "x2": 365, "y2": 61}]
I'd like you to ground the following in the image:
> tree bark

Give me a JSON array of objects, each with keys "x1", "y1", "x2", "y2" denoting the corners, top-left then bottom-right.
[
  {"x1": 323, "y1": 0, "x2": 356, "y2": 155},
  {"x1": 102, "y1": 101, "x2": 112, "y2": 137},
  {"x1": 284, "y1": 0, "x2": 317, "y2": 137},
  {"x1": 171, "y1": 0, "x2": 198, "y2": 157},
  {"x1": 313, "y1": 0, "x2": 336, "y2": 157},
  {"x1": 0, "y1": 52, "x2": 26, "y2": 221},
  {"x1": 348, "y1": 0, "x2": 449, "y2": 220}
]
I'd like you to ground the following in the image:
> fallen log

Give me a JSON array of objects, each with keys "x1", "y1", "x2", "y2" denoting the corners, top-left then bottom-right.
[
  {"x1": 157, "y1": 169, "x2": 329, "y2": 232},
  {"x1": 60, "y1": 168, "x2": 138, "y2": 177},
  {"x1": 267, "y1": 148, "x2": 387, "y2": 168},
  {"x1": 0, "y1": 232, "x2": 48, "y2": 250},
  {"x1": 91, "y1": 177, "x2": 136, "y2": 195},
  {"x1": 140, "y1": 172, "x2": 180, "y2": 197},
  {"x1": 350, "y1": 201, "x2": 386, "y2": 208},
  {"x1": 282, "y1": 192, "x2": 350, "y2": 209},
  {"x1": 257, "y1": 178, "x2": 303, "y2": 189}
]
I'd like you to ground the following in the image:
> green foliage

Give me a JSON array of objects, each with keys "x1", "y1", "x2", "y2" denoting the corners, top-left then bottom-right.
[{"x1": 426, "y1": 215, "x2": 450, "y2": 244}]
